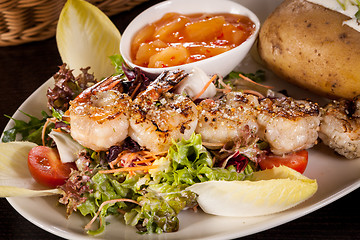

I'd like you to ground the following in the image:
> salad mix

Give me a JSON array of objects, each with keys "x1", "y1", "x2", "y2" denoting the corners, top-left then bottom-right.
[{"x1": 1, "y1": 58, "x2": 269, "y2": 234}]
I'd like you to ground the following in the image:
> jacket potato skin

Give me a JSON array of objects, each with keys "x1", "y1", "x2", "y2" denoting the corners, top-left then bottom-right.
[{"x1": 257, "y1": 0, "x2": 360, "y2": 99}]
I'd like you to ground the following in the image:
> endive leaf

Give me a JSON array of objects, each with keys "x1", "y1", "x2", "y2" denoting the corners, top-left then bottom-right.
[
  {"x1": 187, "y1": 166, "x2": 317, "y2": 217},
  {"x1": 175, "y1": 67, "x2": 217, "y2": 99},
  {"x1": 56, "y1": 0, "x2": 121, "y2": 80},
  {"x1": 0, "y1": 142, "x2": 62, "y2": 197},
  {"x1": 0, "y1": 186, "x2": 61, "y2": 197},
  {"x1": 49, "y1": 130, "x2": 83, "y2": 163}
]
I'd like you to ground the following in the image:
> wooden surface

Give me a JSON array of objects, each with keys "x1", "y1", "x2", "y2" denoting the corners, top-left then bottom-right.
[{"x1": 0, "y1": 0, "x2": 359, "y2": 239}]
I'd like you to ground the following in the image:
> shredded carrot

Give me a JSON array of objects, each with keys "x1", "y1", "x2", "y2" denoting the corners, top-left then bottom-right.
[
  {"x1": 52, "y1": 128, "x2": 62, "y2": 133},
  {"x1": 109, "y1": 150, "x2": 165, "y2": 169},
  {"x1": 130, "y1": 82, "x2": 142, "y2": 99},
  {"x1": 143, "y1": 150, "x2": 167, "y2": 157},
  {"x1": 192, "y1": 74, "x2": 217, "y2": 101},
  {"x1": 238, "y1": 73, "x2": 274, "y2": 89},
  {"x1": 41, "y1": 118, "x2": 49, "y2": 146},
  {"x1": 42, "y1": 117, "x2": 57, "y2": 146},
  {"x1": 109, "y1": 151, "x2": 133, "y2": 169},
  {"x1": 106, "y1": 150, "x2": 164, "y2": 176},
  {"x1": 84, "y1": 198, "x2": 140, "y2": 230},
  {"x1": 217, "y1": 76, "x2": 232, "y2": 93},
  {"x1": 243, "y1": 89, "x2": 265, "y2": 98},
  {"x1": 99, "y1": 165, "x2": 158, "y2": 174},
  {"x1": 133, "y1": 158, "x2": 155, "y2": 165},
  {"x1": 123, "y1": 152, "x2": 137, "y2": 168},
  {"x1": 117, "y1": 208, "x2": 126, "y2": 215},
  {"x1": 133, "y1": 154, "x2": 147, "y2": 163},
  {"x1": 109, "y1": 159, "x2": 119, "y2": 169}
]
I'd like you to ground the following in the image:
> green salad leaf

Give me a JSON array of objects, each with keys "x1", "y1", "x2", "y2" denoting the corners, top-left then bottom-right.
[
  {"x1": 78, "y1": 172, "x2": 139, "y2": 235},
  {"x1": 109, "y1": 54, "x2": 125, "y2": 75},
  {"x1": 2, "y1": 111, "x2": 53, "y2": 145},
  {"x1": 73, "y1": 134, "x2": 254, "y2": 234},
  {"x1": 226, "y1": 69, "x2": 265, "y2": 83}
]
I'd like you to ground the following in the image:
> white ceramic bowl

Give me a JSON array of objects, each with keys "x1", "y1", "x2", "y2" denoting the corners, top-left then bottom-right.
[{"x1": 120, "y1": 0, "x2": 260, "y2": 77}]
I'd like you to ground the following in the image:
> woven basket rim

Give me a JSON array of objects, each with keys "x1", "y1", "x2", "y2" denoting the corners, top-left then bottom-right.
[{"x1": 0, "y1": 0, "x2": 149, "y2": 47}]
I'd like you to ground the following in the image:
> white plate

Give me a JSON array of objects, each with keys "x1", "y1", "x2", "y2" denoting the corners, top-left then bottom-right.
[{"x1": 5, "y1": 0, "x2": 360, "y2": 239}]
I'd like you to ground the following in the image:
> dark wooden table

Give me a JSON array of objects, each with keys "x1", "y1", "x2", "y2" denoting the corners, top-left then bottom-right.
[{"x1": 0, "y1": 0, "x2": 359, "y2": 239}]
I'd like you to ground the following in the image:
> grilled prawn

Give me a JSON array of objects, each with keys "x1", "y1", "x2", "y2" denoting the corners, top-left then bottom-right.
[
  {"x1": 256, "y1": 97, "x2": 321, "y2": 155},
  {"x1": 69, "y1": 75, "x2": 131, "y2": 151},
  {"x1": 196, "y1": 91, "x2": 259, "y2": 147},
  {"x1": 129, "y1": 70, "x2": 199, "y2": 152},
  {"x1": 319, "y1": 96, "x2": 360, "y2": 159}
]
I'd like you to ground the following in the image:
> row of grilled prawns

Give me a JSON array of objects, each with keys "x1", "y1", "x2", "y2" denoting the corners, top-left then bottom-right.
[{"x1": 66, "y1": 70, "x2": 360, "y2": 160}]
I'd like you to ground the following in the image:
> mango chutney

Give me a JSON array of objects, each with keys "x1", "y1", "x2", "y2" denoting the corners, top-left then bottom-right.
[{"x1": 131, "y1": 12, "x2": 255, "y2": 68}]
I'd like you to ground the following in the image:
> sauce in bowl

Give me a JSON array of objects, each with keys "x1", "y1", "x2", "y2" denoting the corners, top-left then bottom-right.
[{"x1": 131, "y1": 12, "x2": 255, "y2": 68}]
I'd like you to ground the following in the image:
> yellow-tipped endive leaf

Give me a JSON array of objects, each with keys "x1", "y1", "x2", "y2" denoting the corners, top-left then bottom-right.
[
  {"x1": 0, "y1": 186, "x2": 61, "y2": 197},
  {"x1": 56, "y1": 0, "x2": 121, "y2": 79},
  {"x1": 187, "y1": 166, "x2": 317, "y2": 217},
  {"x1": 0, "y1": 142, "x2": 62, "y2": 197}
]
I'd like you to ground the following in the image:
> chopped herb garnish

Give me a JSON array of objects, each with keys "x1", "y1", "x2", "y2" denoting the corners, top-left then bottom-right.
[
  {"x1": 355, "y1": 9, "x2": 360, "y2": 20},
  {"x1": 226, "y1": 69, "x2": 266, "y2": 83},
  {"x1": 2, "y1": 111, "x2": 53, "y2": 145}
]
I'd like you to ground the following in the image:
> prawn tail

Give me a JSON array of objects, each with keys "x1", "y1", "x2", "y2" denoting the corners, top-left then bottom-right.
[{"x1": 142, "y1": 70, "x2": 189, "y2": 100}]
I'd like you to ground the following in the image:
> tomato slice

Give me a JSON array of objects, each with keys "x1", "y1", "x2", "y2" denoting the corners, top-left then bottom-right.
[
  {"x1": 259, "y1": 150, "x2": 309, "y2": 174},
  {"x1": 28, "y1": 146, "x2": 76, "y2": 188}
]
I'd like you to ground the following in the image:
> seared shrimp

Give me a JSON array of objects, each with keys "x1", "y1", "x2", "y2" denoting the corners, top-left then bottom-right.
[
  {"x1": 196, "y1": 91, "x2": 259, "y2": 147},
  {"x1": 319, "y1": 96, "x2": 360, "y2": 159},
  {"x1": 256, "y1": 97, "x2": 320, "y2": 155},
  {"x1": 69, "y1": 75, "x2": 131, "y2": 151},
  {"x1": 129, "y1": 70, "x2": 198, "y2": 152}
]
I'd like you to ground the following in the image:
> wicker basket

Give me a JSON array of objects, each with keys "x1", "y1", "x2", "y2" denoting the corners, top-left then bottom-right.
[{"x1": 0, "y1": 0, "x2": 148, "y2": 47}]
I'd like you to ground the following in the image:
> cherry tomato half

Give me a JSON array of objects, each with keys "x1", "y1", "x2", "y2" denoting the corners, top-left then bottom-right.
[
  {"x1": 28, "y1": 146, "x2": 76, "y2": 188},
  {"x1": 259, "y1": 150, "x2": 309, "y2": 174}
]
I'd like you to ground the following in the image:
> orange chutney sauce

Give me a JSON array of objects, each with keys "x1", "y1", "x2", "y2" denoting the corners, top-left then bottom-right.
[{"x1": 131, "y1": 12, "x2": 255, "y2": 68}]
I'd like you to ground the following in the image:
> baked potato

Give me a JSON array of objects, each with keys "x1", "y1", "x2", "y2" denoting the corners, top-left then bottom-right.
[{"x1": 257, "y1": 0, "x2": 360, "y2": 99}]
